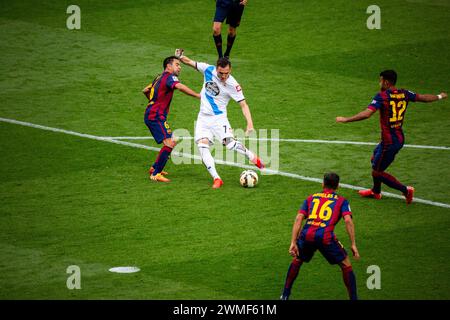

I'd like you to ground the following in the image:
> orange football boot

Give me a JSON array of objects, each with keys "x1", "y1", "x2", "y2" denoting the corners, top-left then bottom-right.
[
  {"x1": 150, "y1": 173, "x2": 170, "y2": 182},
  {"x1": 358, "y1": 189, "x2": 382, "y2": 200},
  {"x1": 251, "y1": 156, "x2": 265, "y2": 170},
  {"x1": 405, "y1": 186, "x2": 415, "y2": 204},
  {"x1": 212, "y1": 178, "x2": 224, "y2": 189}
]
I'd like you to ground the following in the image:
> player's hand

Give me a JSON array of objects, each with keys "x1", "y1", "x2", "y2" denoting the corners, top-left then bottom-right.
[
  {"x1": 245, "y1": 126, "x2": 254, "y2": 136},
  {"x1": 336, "y1": 116, "x2": 348, "y2": 123},
  {"x1": 240, "y1": 0, "x2": 248, "y2": 5},
  {"x1": 174, "y1": 48, "x2": 184, "y2": 59},
  {"x1": 351, "y1": 245, "x2": 360, "y2": 260},
  {"x1": 439, "y1": 92, "x2": 448, "y2": 99},
  {"x1": 289, "y1": 243, "x2": 299, "y2": 257}
]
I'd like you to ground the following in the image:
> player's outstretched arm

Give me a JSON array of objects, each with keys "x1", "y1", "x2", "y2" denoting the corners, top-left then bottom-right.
[
  {"x1": 174, "y1": 83, "x2": 201, "y2": 99},
  {"x1": 344, "y1": 215, "x2": 360, "y2": 259},
  {"x1": 416, "y1": 92, "x2": 447, "y2": 103},
  {"x1": 336, "y1": 108, "x2": 375, "y2": 123},
  {"x1": 174, "y1": 49, "x2": 197, "y2": 69},
  {"x1": 238, "y1": 100, "x2": 255, "y2": 135},
  {"x1": 289, "y1": 213, "x2": 304, "y2": 257}
]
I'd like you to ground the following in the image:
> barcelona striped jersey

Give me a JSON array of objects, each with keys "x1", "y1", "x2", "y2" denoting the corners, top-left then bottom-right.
[
  {"x1": 299, "y1": 189, "x2": 352, "y2": 245},
  {"x1": 367, "y1": 88, "x2": 419, "y2": 145},
  {"x1": 145, "y1": 71, "x2": 180, "y2": 122}
]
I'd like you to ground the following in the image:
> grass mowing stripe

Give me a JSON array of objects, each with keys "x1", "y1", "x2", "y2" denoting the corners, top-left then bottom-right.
[{"x1": 2, "y1": 116, "x2": 449, "y2": 209}]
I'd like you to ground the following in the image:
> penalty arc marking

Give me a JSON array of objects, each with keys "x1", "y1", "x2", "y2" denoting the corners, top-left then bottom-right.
[{"x1": 1, "y1": 117, "x2": 449, "y2": 209}]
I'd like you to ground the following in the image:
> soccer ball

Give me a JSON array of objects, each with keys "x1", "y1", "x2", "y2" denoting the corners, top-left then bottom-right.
[{"x1": 240, "y1": 170, "x2": 259, "y2": 188}]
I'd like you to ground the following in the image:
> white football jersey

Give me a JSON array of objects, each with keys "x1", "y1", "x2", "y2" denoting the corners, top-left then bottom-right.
[{"x1": 195, "y1": 62, "x2": 245, "y2": 116}]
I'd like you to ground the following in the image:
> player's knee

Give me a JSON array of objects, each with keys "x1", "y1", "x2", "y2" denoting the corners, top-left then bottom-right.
[
  {"x1": 292, "y1": 257, "x2": 303, "y2": 267},
  {"x1": 197, "y1": 138, "x2": 211, "y2": 146},
  {"x1": 197, "y1": 141, "x2": 210, "y2": 150},
  {"x1": 339, "y1": 257, "x2": 352, "y2": 269},
  {"x1": 164, "y1": 138, "x2": 176, "y2": 149},
  {"x1": 372, "y1": 170, "x2": 383, "y2": 177},
  {"x1": 223, "y1": 137, "x2": 235, "y2": 149},
  {"x1": 213, "y1": 24, "x2": 222, "y2": 35},
  {"x1": 228, "y1": 27, "x2": 237, "y2": 37}
]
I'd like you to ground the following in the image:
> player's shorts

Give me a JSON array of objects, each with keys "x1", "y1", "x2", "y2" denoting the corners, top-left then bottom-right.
[
  {"x1": 371, "y1": 142, "x2": 403, "y2": 172},
  {"x1": 214, "y1": 0, "x2": 245, "y2": 28},
  {"x1": 144, "y1": 118, "x2": 172, "y2": 144},
  {"x1": 296, "y1": 238, "x2": 348, "y2": 265},
  {"x1": 195, "y1": 112, "x2": 234, "y2": 144}
]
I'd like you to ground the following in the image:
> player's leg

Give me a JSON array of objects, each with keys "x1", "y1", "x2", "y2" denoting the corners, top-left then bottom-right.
[
  {"x1": 339, "y1": 257, "x2": 358, "y2": 300},
  {"x1": 145, "y1": 120, "x2": 172, "y2": 182},
  {"x1": 321, "y1": 240, "x2": 357, "y2": 300},
  {"x1": 148, "y1": 121, "x2": 175, "y2": 182},
  {"x1": 223, "y1": 137, "x2": 265, "y2": 169},
  {"x1": 280, "y1": 257, "x2": 303, "y2": 300},
  {"x1": 217, "y1": 118, "x2": 264, "y2": 169},
  {"x1": 195, "y1": 116, "x2": 223, "y2": 188},
  {"x1": 197, "y1": 138, "x2": 223, "y2": 188},
  {"x1": 151, "y1": 137, "x2": 175, "y2": 182},
  {"x1": 224, "y1": 26, "x2": 237, "y2": 58},
  {"x1": 223, "y1": 2, "x2": 244, "y2": 58},
  {"x1": 372, "y1": 144, "x2": 413, "y2": 203},
  {"x1": 359, "y1": 143, "x2": 383, "y2": 199},
  {"x1": 213, "y1": 1, "x2": 229, "y2": 58},
  {"x1": 281, "y1": 239, "x2": 315, "y2": 300}
]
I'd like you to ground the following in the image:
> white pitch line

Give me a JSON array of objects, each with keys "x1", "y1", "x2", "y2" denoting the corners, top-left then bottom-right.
[
  {"x1": 1, "y1": 117, "x2": 449, "y2": 209},
  {"x1": 102, "y1": 136, "x2": 450, "y2": 151}
]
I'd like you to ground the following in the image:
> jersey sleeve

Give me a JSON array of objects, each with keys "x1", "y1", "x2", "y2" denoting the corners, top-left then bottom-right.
[
  {"x1": 298, "y1": 198, "x2": 310, "y2": 218},
  {"x1": 367, "y1": 93, "x2": 383, "y2": 111},
  {"x1": 229, "y1": 82, "x2": 245, "y2": 102},
  {"x1": 166, "y1": 74, "x2": 180, "y2": 89},
  {"x1": 196, "y1": 62, "x2": 211, "y2": 74},
  {"x1": 405, "y1": 89, "x2": 418, "y2": 102},
  {"x1": 341, "y1": 199, "x2": 352, "y2": 217}
]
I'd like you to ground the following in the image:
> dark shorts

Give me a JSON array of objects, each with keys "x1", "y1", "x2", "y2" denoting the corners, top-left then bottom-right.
[
  {"x1": 296, "y1": 238, "x2": 348, "y2": 265},
  {"x1": 371, "y1": 142, "x2": 403, "y2": 172},
  {"x1": 144, "y1": 118, "x2": 172, "y2": 144},
  {"x1": 214, "y1": 0, "x2": 245, "y2": 27}
]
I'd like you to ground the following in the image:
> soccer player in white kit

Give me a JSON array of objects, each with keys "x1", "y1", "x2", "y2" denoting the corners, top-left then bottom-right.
[{"x1": 175, "y1": 49, "x2": 264, "y2": 189}]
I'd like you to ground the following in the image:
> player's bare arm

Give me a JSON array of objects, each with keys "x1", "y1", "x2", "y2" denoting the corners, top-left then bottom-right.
[
  {"x1": 344, "y1": 215, "x2": 360, "y2": 259},
  {"x1": 174, "y1": 83, "x2": 201, "y2": 99},
  {"x1": 238, "y1": 100, "x2": 255, "y2": 135},
  {"x1": 142, "y1": 85, "x2": 151, "y2": 100},
  {"x1": 336, "y1": 108, "x2": 375, "y2": 123},
  {"x1": 240, "y1": 0, "x2": 248, "y2": 5},
  {"x1": 416, "y1": 92, "x2": 448, "y2": 102},
  {"x1": 289, "y1": 213, "x2": 304, "y2": 257}
]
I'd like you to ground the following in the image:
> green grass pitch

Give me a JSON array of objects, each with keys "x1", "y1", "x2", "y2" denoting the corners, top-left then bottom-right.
[{"x1": 0, "y1": 0, "x2": 449, "y2": 299}]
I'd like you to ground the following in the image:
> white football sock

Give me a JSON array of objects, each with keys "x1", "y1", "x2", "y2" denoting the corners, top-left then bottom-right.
[
  {"x1": 226, "y1": 140, "x2": 256, "y2": 161},
  {"x1": 198, "y1": 143, "x2": 220, "y2": 180}
]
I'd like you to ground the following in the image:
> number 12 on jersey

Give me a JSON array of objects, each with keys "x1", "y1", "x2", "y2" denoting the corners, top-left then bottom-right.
[{"x1": 389, "y1": 100, "x2": 407, "y2": 122}]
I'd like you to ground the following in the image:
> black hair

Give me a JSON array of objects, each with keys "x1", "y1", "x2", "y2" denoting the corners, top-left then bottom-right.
[
  {"x1": 380, "y1": 70, "x2": 397, "y2": 85},
  {"x1": 323, "y1": 172, "x2": 340, "y2": 190},
  {"x1": 216, "y1": 57, "x2": 231, "y2": 68},
  {"x1": 163, "y1": 56, "x2": 179, "y2": 69}
]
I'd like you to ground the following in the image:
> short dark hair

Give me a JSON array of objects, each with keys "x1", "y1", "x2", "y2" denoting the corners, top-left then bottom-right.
[
  {"x1": 163, "y1": 56, "x2": 179, "y2": 69},
  {"x1": 380, "y1": 70, "x2": 397, "y2": 85},
  {"x1": 216, "y1": 57, "x2": 231, "y2": 68},
  {"x1": 323, "y1": 172, "x2": 340, "y2": 190}
]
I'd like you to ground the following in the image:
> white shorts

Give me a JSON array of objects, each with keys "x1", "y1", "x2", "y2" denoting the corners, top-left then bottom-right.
[{"x1": 194, "y1": 113, "x2": 234, "y2": 144}]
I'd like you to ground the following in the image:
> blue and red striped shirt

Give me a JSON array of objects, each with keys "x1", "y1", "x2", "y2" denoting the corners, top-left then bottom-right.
[
  {"x1": 367, "y1": 88, "x2": 419, "y2": 145},
  {"x1": 299, "y1": 189, "x2": 352, "y2": 245},
  {"x1": 145, "y1": 71, "x2": 180, "y2": 121}
]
